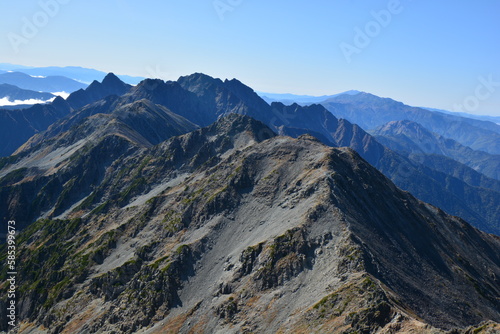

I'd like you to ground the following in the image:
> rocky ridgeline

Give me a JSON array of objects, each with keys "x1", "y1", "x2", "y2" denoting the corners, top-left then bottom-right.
[{"x1": 0, "y1": 115, "x2": 499, "y2": 333}]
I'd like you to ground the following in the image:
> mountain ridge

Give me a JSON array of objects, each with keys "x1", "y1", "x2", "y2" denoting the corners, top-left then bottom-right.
[
  {"x1": 2, "y1": 72, "x2": 499, "y2": 235},
  {"x1": 1, "y1": 114, "x2": 498, "y2": 333}
]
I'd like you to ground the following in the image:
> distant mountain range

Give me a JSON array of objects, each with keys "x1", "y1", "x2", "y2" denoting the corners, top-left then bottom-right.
[
  {"x1": 0, "y1": 83, "x2": 55, "y2": 103},
  {"x1": 258, "y1": 91, "x2": 500, "y2": 124},
  {"x1": 319, "y1": 93, "x2": 500, "y2": 156},
  {"x1": 0, "y1": 71, "x2": 87, "y2": 93},
  {"x1": 424, "y1": 107, "x2": 500, "y2": 124},
  {"x1": 372, "y1": 120, "x2": 500, "y2": 180},
  {"x1": 0, "y1": 63, "x2": 145, "y2": 85},
  {"x1": 258, "y1": 90, "x2": 361, "y2": 105}
]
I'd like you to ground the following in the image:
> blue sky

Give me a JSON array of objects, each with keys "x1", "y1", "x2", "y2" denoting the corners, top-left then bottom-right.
[{"x1": 1, "y1": 0, "x2": 500, "y2": 115}]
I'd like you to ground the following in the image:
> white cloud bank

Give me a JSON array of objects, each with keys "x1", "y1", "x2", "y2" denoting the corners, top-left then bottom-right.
[
  {"x1": 51, "y1": 91, "x2": 70, "y2": 99},
  {"x1": 0, "y1": 92, "x2": 70, "y2": 106},
  {"x1": 0, "y1": 97, "x2": 52, "y2": 106}
]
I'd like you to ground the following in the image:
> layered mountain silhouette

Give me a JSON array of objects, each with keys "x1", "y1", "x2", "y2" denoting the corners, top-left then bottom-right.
[
  {"x1": 0, "y1": 114, "x2": 498, "y2": 333},
  {"x1": 0, "y1": 84, "x2": 55, "y2": 103},
  {"x1": 372, "y1": 120, "x2": 500, "y2": 181},
  {"x1": 0, "y1": 71, "x2": 87, "y2": 92},
  {"x1": 322, "y1": 92, "x2": 500, "y2": 155},
  {"x1": 258, "y1": 90, "x2": 361, "y2": 105},
  {"x1": 66, "y1": 73, "x2": 132, "y2": 110},
  {"x1": 6, "y1": 64, "x2": 144, "y2": 85},
  {"x1": 424, "y1": 107, "x2": 500, "y2": 124}
]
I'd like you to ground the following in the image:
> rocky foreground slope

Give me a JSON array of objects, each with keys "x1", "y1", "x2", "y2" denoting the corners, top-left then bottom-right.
[{"x1": 1, "y1": 115, "x2": 499, "y2": 333}]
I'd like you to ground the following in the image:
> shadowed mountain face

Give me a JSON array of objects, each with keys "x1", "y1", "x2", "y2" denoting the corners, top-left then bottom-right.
[
  {"x1": 16, "y1": 98, "x2": 198, "y2": 153},
  {"x1": 0, "y1": 99, "x2": 197, "y2": 231},
  {"x1": 0, "y1": 115, "x2": 498, "y2": 333},
  {"x1": 5, "y1": 65, "x2": 145, "y2": 85}
]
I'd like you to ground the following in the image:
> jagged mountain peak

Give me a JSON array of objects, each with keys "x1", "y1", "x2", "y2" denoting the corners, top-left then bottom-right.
[
  {"x1": 375, "y1": 119, "x2": 435, "y2": 137},
  {"x1": 87, "y1": 72, "x2": 130, "y2": 93},
  {"x1": 102, "y1": 72, "x2": 124, "y2": 86},
  {"x1": 152, "y1": 113, "x2": 276, "y2": 163},
  {"x1": 223, "y1": 77, "x2": 264, "y2": 98},
  {"x1": 178, "y1": 72, "x2": 224, "y2": 87},
  {"x1": 176, "y1": 73, "x2": 225, "y2": 98},
  {"x1": 223, "y1": 77, "x2": 255, "y2": 93},
  {"x1": 51, "y1": 95, "x2": 66, "y2": 105},
  {"x1": 86, "y1": 78, "x2": 101, "y2": 88},
  {"x1": 211, "y1": 113, "x2": 275, "y2": 140},
  {"x1": 65, "y1": 72, "x2": 132, "y2": 110},
  {"x1": 178, "y1": 73, "x2": 269, "y2": 113},
  {"x1": 135, "y1": 78, "x2": 166, "y2": 89},
  {"x1": 130, "y1": 78, "x2": 194, "y2": 99}
]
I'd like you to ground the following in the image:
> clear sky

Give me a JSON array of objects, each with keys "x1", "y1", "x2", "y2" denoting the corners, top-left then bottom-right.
[{"x1": 1, "y1": 0, "x2": 499, "y2": 115}]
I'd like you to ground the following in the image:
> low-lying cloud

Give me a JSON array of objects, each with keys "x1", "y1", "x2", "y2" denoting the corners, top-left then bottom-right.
[
  {"x1": 0, "y1": 91, "x2": 70, "y2": 107},
  {"x1": 51, "y1": 91, "x2": 70, "y2": 99},
  {"x1": 0, "y1": 97, "x2": 52, "y2": 106}
]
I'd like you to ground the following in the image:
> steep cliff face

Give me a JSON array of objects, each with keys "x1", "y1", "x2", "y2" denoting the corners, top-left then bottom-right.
[{"x1": 1, "y1": 115, "x2": 498, "y2": 333}]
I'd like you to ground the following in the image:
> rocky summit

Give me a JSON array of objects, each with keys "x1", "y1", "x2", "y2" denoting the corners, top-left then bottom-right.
[{"x1": 1, "y1": 114, "x2": 499, "y2": 333}]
